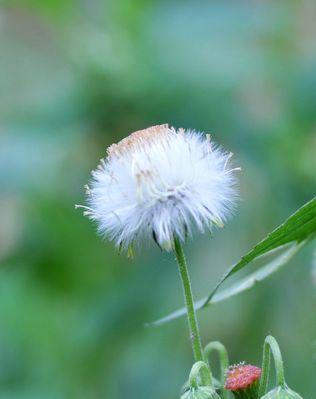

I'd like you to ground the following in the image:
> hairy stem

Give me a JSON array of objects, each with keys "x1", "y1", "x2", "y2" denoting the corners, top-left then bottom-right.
[
  {"x1": 258, "y1": 335, "x2": 286, "y2": 398},
  {"x1": 189, "y1": 361, "x2": 212, "y2": 388},
  {"x1": 174, "y1": 239, "x2": 208, "y2": 373},
  {"x1": 204, "y1": 341, "x2": 229, "y2": 398}
]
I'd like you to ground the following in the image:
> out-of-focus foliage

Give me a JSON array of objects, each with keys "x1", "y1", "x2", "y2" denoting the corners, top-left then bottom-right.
[{"x1": 0, "y1": 1, "x2": 315, "y2": 398}]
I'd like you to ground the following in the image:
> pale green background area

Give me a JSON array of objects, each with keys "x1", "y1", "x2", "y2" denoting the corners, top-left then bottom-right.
[{"x1": 0, "y1": 0, "x2": 315, "y2": 398}]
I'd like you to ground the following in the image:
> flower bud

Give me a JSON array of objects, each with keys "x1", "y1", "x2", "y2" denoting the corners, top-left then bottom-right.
[
  {"x1": 260, "y1": 386, "x2": 303, "y2": 398},
  {"x1": 181, "y1": 361, "x2": 221, "y2": 399},
  {"x1": 180, "y1": 386, "x2": 220, "y2": 399},
  {"x1": 225, "y1": 363, "x2": 261, "y2": 398}
]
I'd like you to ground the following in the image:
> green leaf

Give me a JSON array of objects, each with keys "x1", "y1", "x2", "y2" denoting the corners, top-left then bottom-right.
[
  {"x1": 204, "y1": 197, "x2": 316, "y2": 304},
  {"x1": 149, "y1": 197, "x2": 316, "y2": 327}
]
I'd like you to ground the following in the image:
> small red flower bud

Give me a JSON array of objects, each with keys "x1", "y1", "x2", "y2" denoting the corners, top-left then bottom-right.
[{"x1": 225, "y1": 363, "x2": 261, "y2": 397}]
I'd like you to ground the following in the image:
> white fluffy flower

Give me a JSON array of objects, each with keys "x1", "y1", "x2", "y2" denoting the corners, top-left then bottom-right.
[{"x1": 78, "y1": 124, "x2": 239, "y2": 251}]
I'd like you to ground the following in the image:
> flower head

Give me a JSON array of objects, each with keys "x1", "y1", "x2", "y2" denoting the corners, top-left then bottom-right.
[
  {"x1": 77, "y1": 124, "x2": 239, "y2": 251},
  {"x1": 225, "y1": 363, "x2": 261, "y2": 397}
]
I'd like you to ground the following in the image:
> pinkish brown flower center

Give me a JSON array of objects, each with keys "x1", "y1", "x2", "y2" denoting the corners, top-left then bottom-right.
[
  {"x1": 107, "y1": 124, "x2": 171, "y2": 159},
  {"x1": 225, "y1": 364, "x2": 261, "y2": 391}
]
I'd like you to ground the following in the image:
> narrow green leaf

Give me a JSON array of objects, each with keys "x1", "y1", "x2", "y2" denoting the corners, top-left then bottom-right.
[
  {"x1": 203, "y1": 197, "x2": 316, "y2": 306},
  {"x1": 148, "y1": 197, "x2": 316, "y2": 327},
  {"x1": 149, "y1": 242, "x2": 306, "y2": 326}
]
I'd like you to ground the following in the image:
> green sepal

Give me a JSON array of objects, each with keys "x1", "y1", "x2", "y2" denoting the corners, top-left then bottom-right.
[
  {"x1": 181, "y1": 377, "x2": 222, "y2": 394},
  {"x1": 181, "y1": 361, "x2": 220, "y2": 399},
  {"x1": 260, "y1": 386, "x2": 303, "y2": 398},
  {"x1": 229, "y1": 379, "x2": 260, "y2": 399},
  {"x1": 117, "y1": 242, "x2": 135, "y2": 258},
  {"x1": 181, "y1": 386, "x2": 221, "y2": 399}
]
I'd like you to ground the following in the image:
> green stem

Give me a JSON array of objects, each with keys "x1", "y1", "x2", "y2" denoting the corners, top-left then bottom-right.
[
  {"x1": 258, "y1": 335, "x2": 286, "y2": 398},
  {"x1": 258, "y1": 340, "x2": 271, "y2": 398},
  {"x1": 174, "y1": 239, "x2": 213, "y2": 388},
  {"x1": 189, "y1": 361, "x2": 212, "y2": 388},
  {"x1": 174, "y1": 238, "x2": 204, "y2": 363},
  {"x1": 204, "y1": 341, "x2": 229, "y2": 399}
]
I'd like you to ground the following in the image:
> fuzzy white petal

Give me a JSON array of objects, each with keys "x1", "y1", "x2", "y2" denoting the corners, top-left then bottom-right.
[{"x1": 83, "y1": 124, "x2": 238, "y2": 251}]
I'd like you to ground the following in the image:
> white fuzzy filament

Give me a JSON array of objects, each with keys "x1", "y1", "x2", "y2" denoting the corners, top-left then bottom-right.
[{"x1": 78, "y1": 124, "x2": 239, "y2": 251}]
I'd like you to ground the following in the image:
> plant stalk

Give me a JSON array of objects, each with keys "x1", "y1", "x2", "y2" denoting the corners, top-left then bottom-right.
[
  {"x1": 204, "y1": 341, "x2": 229, "y2": 399},
  {"x1": 258, "y1": 335, "x2": 286, "y2": 398},
  {"x1": 173, "y1": 239, "x2": 204, "y2": 363}
]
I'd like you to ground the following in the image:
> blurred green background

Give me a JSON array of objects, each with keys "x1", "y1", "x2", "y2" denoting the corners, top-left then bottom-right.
[{"x1": 0, "y1": 0, "x2": 315, "y2": 398}]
